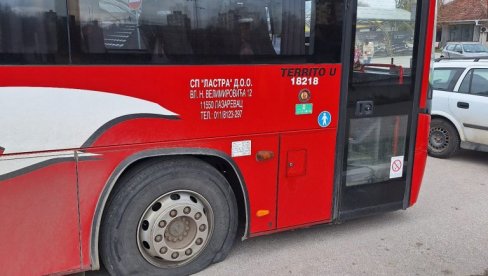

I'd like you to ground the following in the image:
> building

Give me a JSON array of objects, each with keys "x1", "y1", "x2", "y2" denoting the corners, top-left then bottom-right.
[
  {"x1": 167, "y1": 11, "x2": 191, "y2": 28},
  {"x1": 355, "y1": 0, "x2": 415, "y2": 57},
  {"x1": 437, "y1": 0, "x2": 488, "y2": 47}
]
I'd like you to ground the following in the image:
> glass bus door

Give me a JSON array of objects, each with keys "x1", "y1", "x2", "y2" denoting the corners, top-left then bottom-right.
[{"x1": 339, "y1": 0, "x2": 419, "y2": 218}]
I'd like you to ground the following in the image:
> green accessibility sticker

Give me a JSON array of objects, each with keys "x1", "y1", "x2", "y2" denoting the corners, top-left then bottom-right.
[{"x1": 295, "y1": 103, "x2": 313, "y2": 115}]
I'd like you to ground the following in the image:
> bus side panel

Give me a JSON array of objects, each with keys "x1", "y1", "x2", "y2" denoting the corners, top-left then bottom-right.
[
  {"x1": 0, "y1": 154, "x2": 81, "y2": 275},
  {"x1": 410, "y1": 113, "x2": 430, "y2": 206},
  {"x1": 76, "y1": 135, "x2": 279, "y2": 267},
  {"x1": 0, "y1": 64, "x2": 341, "y2": 270},
  {"x1": 277, "y1": 130, "x2": 336, "y2": 228},
  {"x1": 0, "y1": 65, "x2": 340, "y2": 155}
]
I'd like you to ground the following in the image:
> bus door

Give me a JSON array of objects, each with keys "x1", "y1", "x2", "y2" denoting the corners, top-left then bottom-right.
[{"x1": 339, "y1": 0, "x2": 420, "y2": 218}]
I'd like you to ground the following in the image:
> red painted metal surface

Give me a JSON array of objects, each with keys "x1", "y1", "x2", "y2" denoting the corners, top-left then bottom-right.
[
  {"x1": 0, "y1": 158, "x2": 81, "y2": 275},
  {"x1": 410, "y1": 0, "x2": 436, "y2": 206},
  {"x1": 285, "y1": 149, "x2": 308, "y2": 177},
  {"x1": 277, "y1": 130, "x2": 335, "y2": 228},
  {"x1": 0, "y1": 64, "x2": 341, "y2": 273},
  {"x1": 77, "y1": 135, "x2": 283, "y2": 267},
  {"x1": 410, "y1": 114, "x2": 431, "y2": 206},
  {"x1": 419, "y1": 0, "x2": 436, "y2": 109},
  {"x1": 1, "y1": 65, "x2": 340, "y2": 154}
]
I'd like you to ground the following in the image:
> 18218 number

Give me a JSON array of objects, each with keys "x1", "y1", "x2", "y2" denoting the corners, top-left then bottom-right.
[{"x1": 291, "y1": 77, "x2": 319, "y2": 86}]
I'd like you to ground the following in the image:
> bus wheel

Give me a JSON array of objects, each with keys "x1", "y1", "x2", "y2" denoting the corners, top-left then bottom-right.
[
  {"x1": 100, "y1": 158, "x2": 238, "y2": 276},
  {"x1": 428, "y1": 118, "x2": 459, "y2": 159}
]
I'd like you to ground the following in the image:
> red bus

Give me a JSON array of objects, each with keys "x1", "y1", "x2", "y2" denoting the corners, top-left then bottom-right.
[{"x1": 0, "y1": 0, "x2": 435, "y2": 275}]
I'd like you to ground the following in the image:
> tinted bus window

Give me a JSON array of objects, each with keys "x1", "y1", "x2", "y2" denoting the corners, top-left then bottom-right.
[
  {"x1": 69, "y1": 0, "x2": 342, "y2": 64},
  {"x1": 0, "y1": 0, "x2": 69, "y2": 64}
]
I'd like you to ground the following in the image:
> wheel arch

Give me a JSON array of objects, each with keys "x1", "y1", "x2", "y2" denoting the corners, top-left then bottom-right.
[
  {"x1": 89, "y1": 148, "x2": 250, "y2": 270},
  {"x1": 430, "y1": 111, "x2": 465, "y2": 141}
]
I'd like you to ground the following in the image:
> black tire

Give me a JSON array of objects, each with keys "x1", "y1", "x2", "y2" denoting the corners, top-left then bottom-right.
[
  {"x1": 100, "y1": 157, "x2": 238, "y2": 276},
  {"x1": 428, "y1": 118, "x2": 460, "y2": 158}
]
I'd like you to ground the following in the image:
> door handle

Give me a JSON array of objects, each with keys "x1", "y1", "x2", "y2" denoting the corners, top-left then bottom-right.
[
  {"x1": 355, "y1": 101, "x2": 374, "y2": 116},
  {"x1": 457, "y1": 102, "x2": 470, "y2": 109}
]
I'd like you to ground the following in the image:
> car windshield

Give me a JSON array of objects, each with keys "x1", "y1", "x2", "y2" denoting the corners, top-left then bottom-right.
[{"x1": 463, "y1": 44, "x2": 487, "y2": 53}]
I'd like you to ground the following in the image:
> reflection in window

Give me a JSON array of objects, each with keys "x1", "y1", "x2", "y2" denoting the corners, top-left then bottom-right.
[
  {"x1": 432, "y1": 68, "x2": 464, "y2": 91},
  {"x1": 353, "y1": 0, "x2": 417, "y2": 74},
  {"x1": 470, "y1": 69, "x2": 488, "y2": 96},
  {"x1": 454, "y1": 44, "x2": 462, "y2": 53},
  {"x1": 346, "y1": 115, "x2": 408, "y2": 186},
  {"x1": 71, "y1": 0, "x2": 343, "y2": 64},
  {"x1": 448, "y1": 24, "x2": 474, "y2": 42},
  {"x1": 458, "y1": 70, "x2": 472, "y2": 94},
  {"x1": 459, "y1": 69, "x2": 488, "y2": 96},
  {"x1": 0, "y1": 0, "x2": 68, "y2": 64},
  {"x1": 463, "y1": 44, "x2": 488, "y2": 54}
]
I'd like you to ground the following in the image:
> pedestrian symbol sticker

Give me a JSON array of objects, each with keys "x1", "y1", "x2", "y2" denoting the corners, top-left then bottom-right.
[
  {"x1": 318, "y1": 111, "x2": 332, "y2": 128},
  {"x1": 390, "y1": 156, "x2": 404, "y2": 179}
]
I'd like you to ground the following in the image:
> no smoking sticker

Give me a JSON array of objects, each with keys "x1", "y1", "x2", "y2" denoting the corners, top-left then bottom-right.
[{"x1": 390, "y1": 156, "x2": 404, "y2": 179}]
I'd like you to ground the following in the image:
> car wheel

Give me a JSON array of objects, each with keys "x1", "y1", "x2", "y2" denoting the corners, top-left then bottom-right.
[
  {"x1": 100, "y1": 157, "x2": 238, "y2": 276},
  {"x1": 428, "y1": 118, "x2": 460, "y2": 158}
]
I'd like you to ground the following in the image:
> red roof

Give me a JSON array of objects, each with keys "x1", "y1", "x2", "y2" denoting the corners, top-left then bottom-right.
[{"x1": 438, "y1": 0, "x2": 488, "y2": 22}]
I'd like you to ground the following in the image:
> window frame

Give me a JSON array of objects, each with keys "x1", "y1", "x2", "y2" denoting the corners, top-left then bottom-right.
[
  {"x1": 432, "y1": 67, "x2": 464, "y2": 92},
  {"x1": 460, "y1": 68, "x2": 488, "y2": 97},
  {"x1": 457, "y1": 68, "x2": 473, "y2": 94},
  {"x1": 454, "y1": 44, "x2": 463, "y2": 53}
]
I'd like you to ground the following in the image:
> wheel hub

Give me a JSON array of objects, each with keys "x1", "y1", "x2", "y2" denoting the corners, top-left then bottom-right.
[
  {"x1": 429, "y1": 127, "x2": 450, "y2": 152},
  {"x1": 137, "y1": 191, "x2": 213, "y2": 267},
  {"x1": 164, "y1": 216, "x2": 197, "y2": 249},
  {"x1": 167, "y1": 218, "x2": 186, "y2": 237}
]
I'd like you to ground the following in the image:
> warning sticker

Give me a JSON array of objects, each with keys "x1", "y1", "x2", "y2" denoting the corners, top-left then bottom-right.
[
  {"x1": 232, "y1": 140, "x2": 252, "y2": 157},
  {"x1": 390, "y1": 156, "x2": 404, "y2": 179}
]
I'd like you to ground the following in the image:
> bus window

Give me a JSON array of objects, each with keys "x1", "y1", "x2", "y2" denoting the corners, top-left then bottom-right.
[
  {"x1": 353, "y1": 0, "x2": 417, "y2": 76},
  {"x1": 0, "y1": 0, "x2": 69, "y2": 64},
  {"x1": 70, "y1": 0, "x2": 342, "y2": 64}
]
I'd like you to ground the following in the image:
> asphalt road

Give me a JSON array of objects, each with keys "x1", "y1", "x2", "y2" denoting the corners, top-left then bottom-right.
[
  {"x1": 197, "y1": 150, "x2": 488, "y2": 276},
  {"x1": 88, "y1": 150, "x2": 488, "y2": 276}
]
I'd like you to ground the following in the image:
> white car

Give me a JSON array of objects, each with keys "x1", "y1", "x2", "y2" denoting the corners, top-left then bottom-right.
[
  {"x1": 429, "y1": 59, "x2": 488, "y2": 158},
  {"x1": 441, "y1": 42, "x2": 488, "y2": 59}
]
